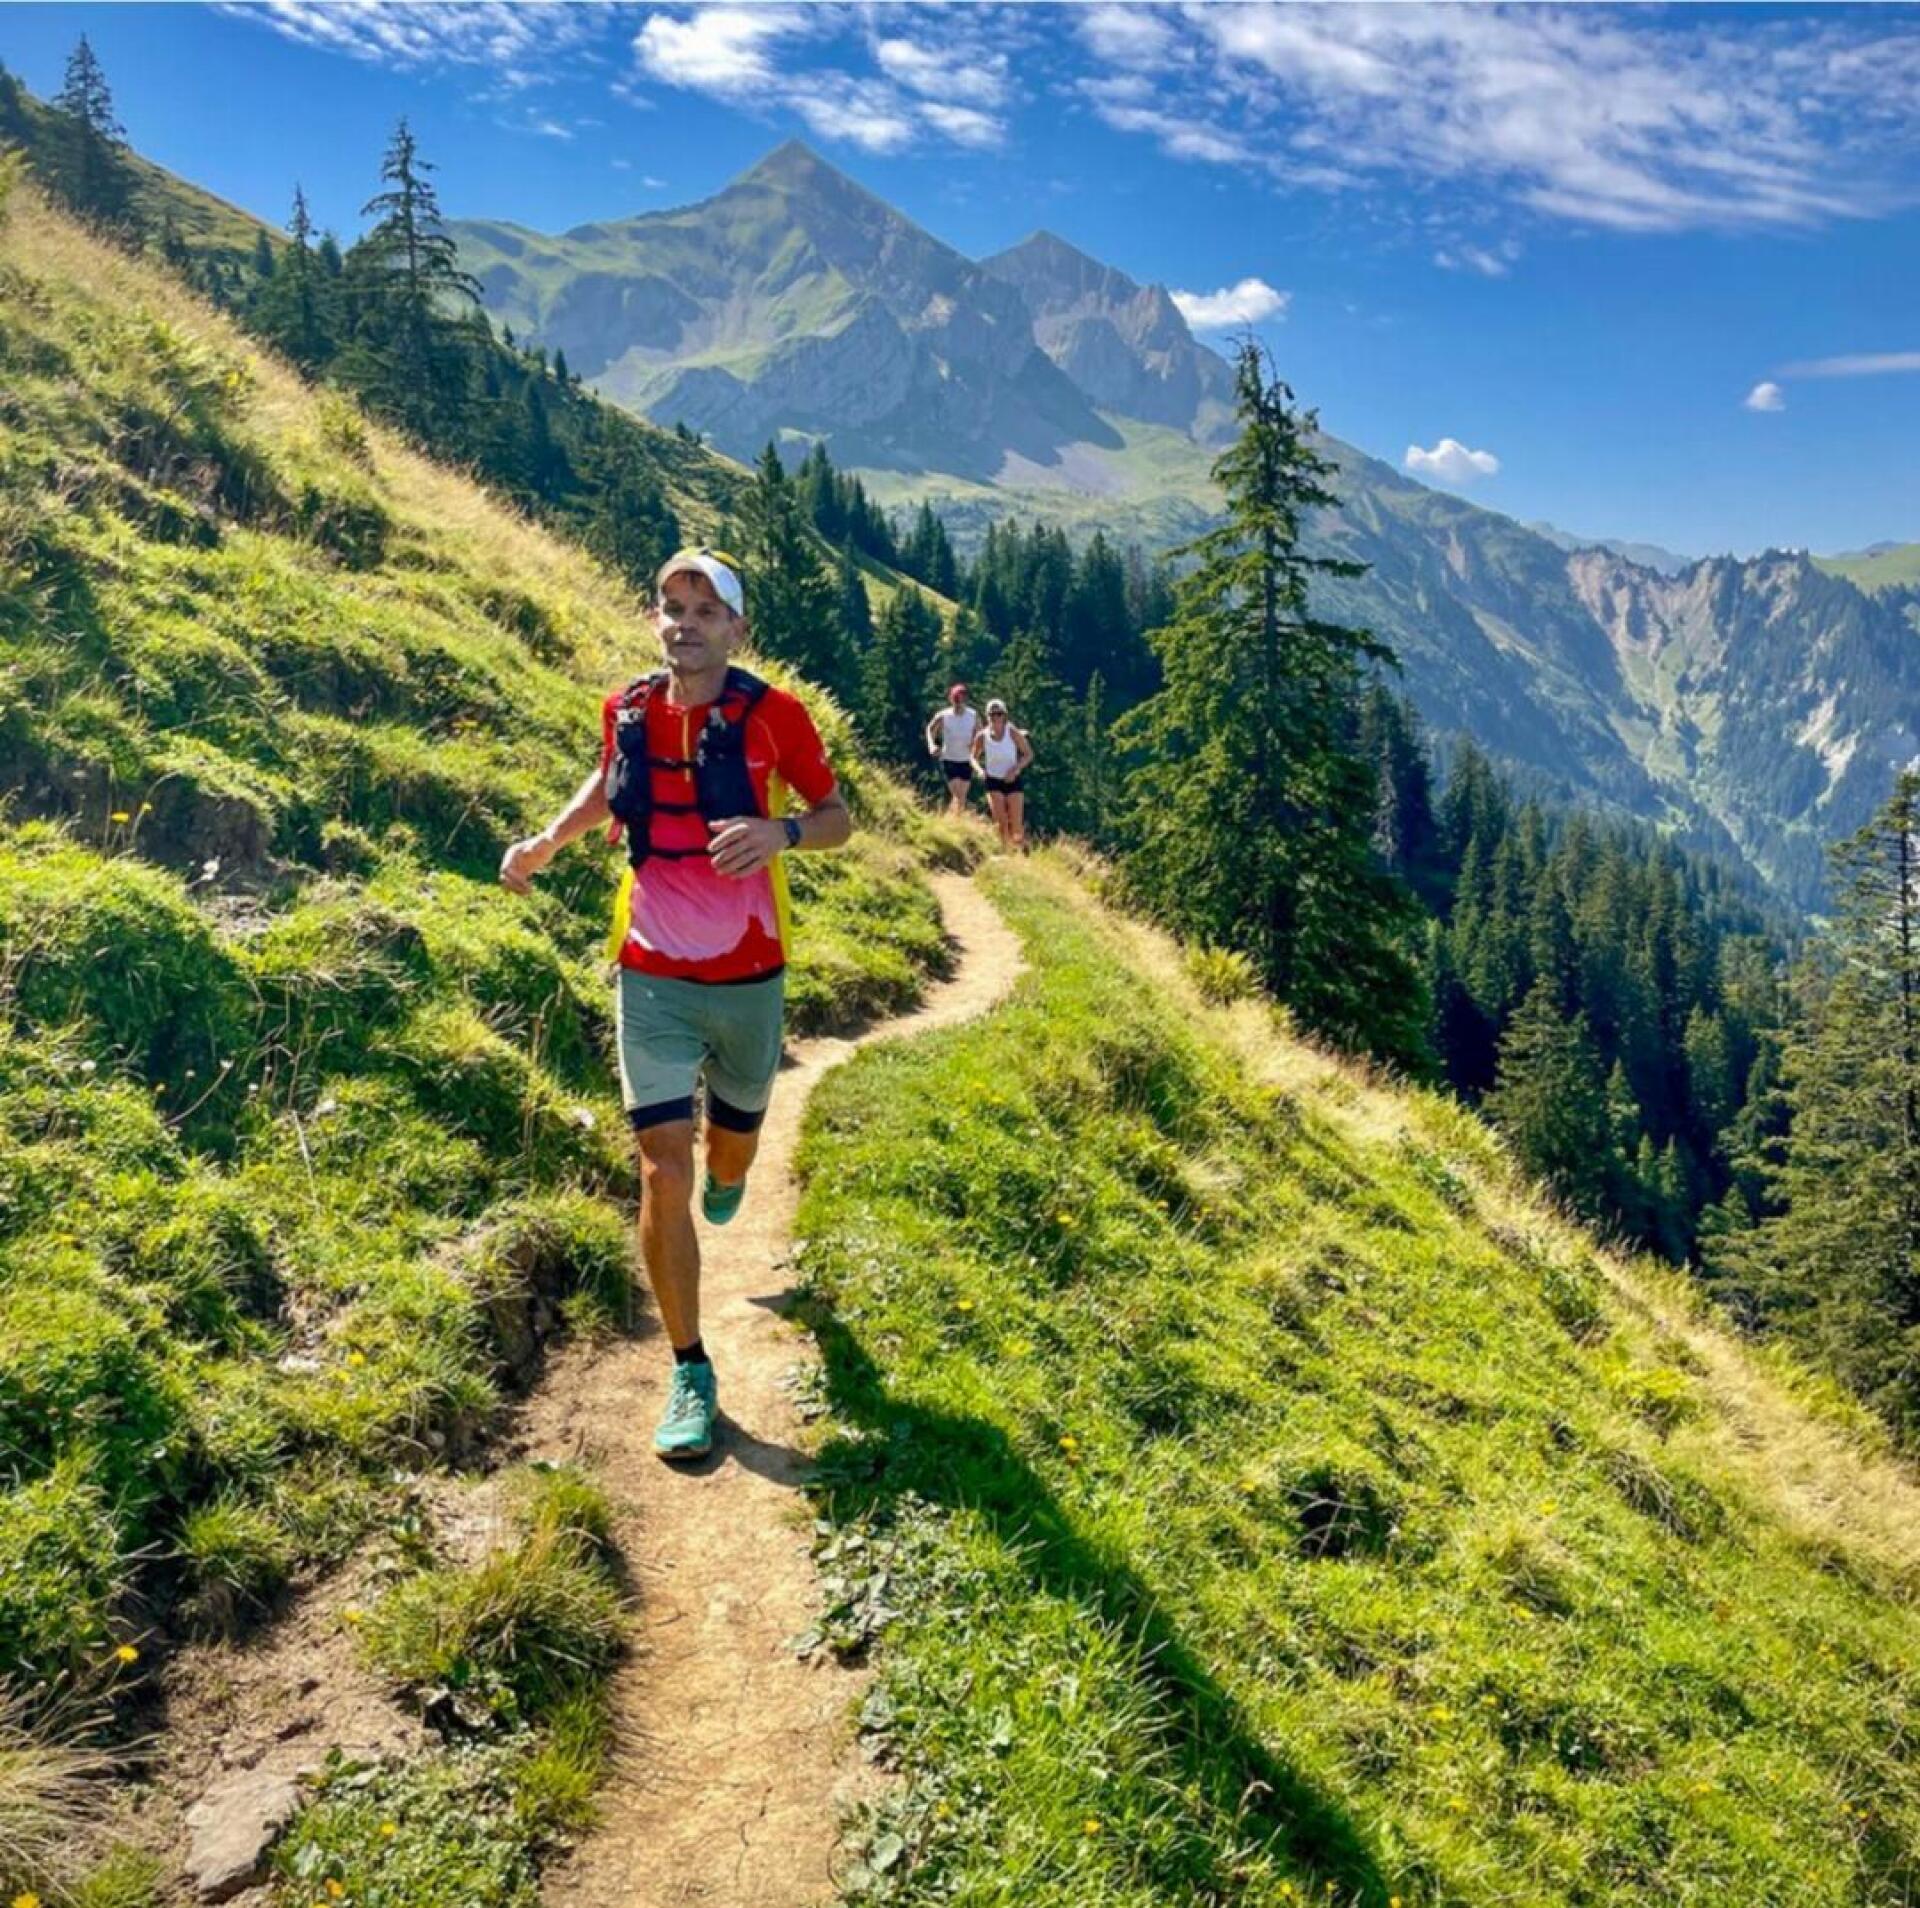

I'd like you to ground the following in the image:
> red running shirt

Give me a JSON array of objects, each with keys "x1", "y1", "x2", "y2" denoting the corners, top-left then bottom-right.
[{"x1": 598, "y1": 680, "x2": 836, "y2": 982}]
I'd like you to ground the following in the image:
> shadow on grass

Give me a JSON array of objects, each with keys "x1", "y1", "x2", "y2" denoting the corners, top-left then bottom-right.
[{"x1": 797, "y1": 1300, "x2": 1412, "y2": 1907}]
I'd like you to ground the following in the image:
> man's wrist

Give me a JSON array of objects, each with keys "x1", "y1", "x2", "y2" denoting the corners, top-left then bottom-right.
[{"x1": 782, "y1": 815, "x2": 803, "y2": 852}]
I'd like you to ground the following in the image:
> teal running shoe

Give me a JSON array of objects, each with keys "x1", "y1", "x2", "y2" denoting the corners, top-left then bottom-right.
[
  {"x1": 702, "y1": 1170, "x2": 746, "y2": 1226},
  {"x1": 654, "y1": 1360, "x2": 718, "y2": 1461}
]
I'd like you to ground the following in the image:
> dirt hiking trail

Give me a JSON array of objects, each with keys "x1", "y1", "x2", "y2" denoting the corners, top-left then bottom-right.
[{"x1": 531, "y1": 871, "x2": 1023, "y2": 1908}]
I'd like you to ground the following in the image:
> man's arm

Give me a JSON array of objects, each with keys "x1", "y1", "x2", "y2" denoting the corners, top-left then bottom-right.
[
  {"x1": 499, "y1": 765, "x2": 609, "y2": 894},
  {"x1": 708, "y1": 787, "x2": 850, "y2": 878},
  {"x1": 925, "y1": 710, "x2": 943, "y2": 754}
]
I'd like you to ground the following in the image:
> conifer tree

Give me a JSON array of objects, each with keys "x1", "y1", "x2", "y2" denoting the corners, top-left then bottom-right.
[
  {"x1": 48, "y1": 35, "x2": 138, "y2": 237},
  {"x1": 834, "y1": 541, "x2": 873, "y2": 652},
  {"x1": 736, "y1": 443, "x2": 845, "y2": 699},
  {"x1": 1486, "y1": 979, "x2": 1611, "y2": 1217},
  {"x1": 1720, "y1": 771, "x2": 1920, "y2": 1436},
  {"x1": 343, "y1": 119, "x2": 479, "y2": 436},
  {"x1": 1119, "y1": 339, "x2": 1428, "y2": 1065},
  {"x1": 858, "y1": 588, "x2": 942, "y2": 768}
]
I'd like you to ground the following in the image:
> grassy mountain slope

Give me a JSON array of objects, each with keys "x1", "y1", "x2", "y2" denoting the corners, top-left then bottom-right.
[
  {"x1": 1817, "y1": 542, "x2": 1920, "y2": 593},
  {"x1": 0, "y1": 181, "x2": 958, "y2": 1898},
  {"x1": 794, "y1": 855, "x2": 1920, "y2": 1907}
]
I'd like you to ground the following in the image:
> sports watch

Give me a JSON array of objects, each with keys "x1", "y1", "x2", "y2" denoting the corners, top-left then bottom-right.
[{"x1": 782, "y1": 816, "x2": 803, "y2": 851}]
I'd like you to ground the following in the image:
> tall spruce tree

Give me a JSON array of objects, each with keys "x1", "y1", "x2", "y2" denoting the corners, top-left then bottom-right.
[
  {"x1": 834, "y1": 541, "x2": 873, "y2": 652},
  {"x1": 858, "y1": 588, "x2": 942, "y2": 770},
  {"x1": 1486, "y1": 979, "x2": 1611, "y2": 1218},
  {"x1": 343, "y1": 120, "x2": 479, "y2": 437},
  {"x1": 48, "y1": 35, "x2": 138, "y2": 237},
  {"x1": 1716, "y1": 771, "x2": 1920, "y2": 1438},
  {"x1": 1117, "y1": 339, "x2": 1429, "y2": 1066},
  {"x1": 736, "y1": 443, "x2": 846, "y2": 700}
]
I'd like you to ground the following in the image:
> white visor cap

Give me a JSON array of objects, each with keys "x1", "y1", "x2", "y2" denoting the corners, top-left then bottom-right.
[{"x1": 656, "y1": 547, "x2": 745, "y2": 617}]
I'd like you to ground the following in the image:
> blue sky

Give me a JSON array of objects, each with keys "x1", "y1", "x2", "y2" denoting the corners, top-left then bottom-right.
[{"x1": 4, "y1": 2, "x2": 1917, "y2": 559}]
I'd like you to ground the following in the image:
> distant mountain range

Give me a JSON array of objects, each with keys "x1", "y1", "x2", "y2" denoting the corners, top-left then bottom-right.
[{"x1": 453, "y1": 143, "x2": 1920, "y2": 911}]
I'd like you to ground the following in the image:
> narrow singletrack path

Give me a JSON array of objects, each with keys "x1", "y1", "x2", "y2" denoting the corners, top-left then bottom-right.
[{"x1": 532, "y1": 871, "x2": 1024, "y2": 1908}]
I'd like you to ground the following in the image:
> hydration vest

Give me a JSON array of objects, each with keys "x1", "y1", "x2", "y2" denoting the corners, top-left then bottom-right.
[{"x1": 604, "y1": 666, "x2": 771, "y2": 870}]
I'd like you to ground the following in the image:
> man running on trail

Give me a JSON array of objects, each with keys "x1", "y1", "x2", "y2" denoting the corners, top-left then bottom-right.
[
  {"x1": 499, "y1": 548, "x2": 851, "y2": 1461},
  {"x1": 972, "y1": 697, "x2": 1034, "y2": 854},
  {"x1": 924, "y1": 682, "x2": 980, "y2": 818}
]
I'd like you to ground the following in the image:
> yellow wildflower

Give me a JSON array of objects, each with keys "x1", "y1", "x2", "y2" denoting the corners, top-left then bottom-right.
[
  {"x1": 326, "y1": 1882, "x2": 345, "y2": 1900},
  {"x1": 955, "y1": 1299, "x2": 974, "y2": 1314},
  {"x1": 1429, "y1": 1704, "x2": 1452, "y2": 1722},
  {"x1": 1082, "y1": 1818, "x2": 1102, "y2": 1836},
  {"x1": 347, "y1": 1350, "x2": 367, "y2": 1368},
  {"x1": 341, "y1": 1605, "x2": 364, "y2": 1625},
  {"x1": 109, "y1": 810, "x2": 132, "y2": 824},
  {"x1": 114, "y1": 1643, "x2": 139, "y2": 1665},
  {"x1": 1002, "y1": 1338, "x2": 1032, "y2": 1357},
  {"x1": 15, "y1": 1891, "x2": 44, "y2": 1908},
  {"x1": 1447, "y1": 1796, "x2": 1469, "y2": 1814},
  {"x1": 1537, "y1": 1500, "x2": 1557, "y2": 1516},
  {"x1": 380, "y1": 1821, "x2": 398, "y2": 1837}
]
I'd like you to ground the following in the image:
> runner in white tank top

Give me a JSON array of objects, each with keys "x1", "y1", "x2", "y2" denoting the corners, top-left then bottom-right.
[
  {"x1": 925, "y1": 683, "x2": 981, "y2": 817},
  {"x1": 971, "y1": 698, "x2": 1034, "y2": 853}
]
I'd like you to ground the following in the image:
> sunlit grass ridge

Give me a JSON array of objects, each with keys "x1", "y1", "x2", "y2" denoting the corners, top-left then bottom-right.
[{"x1": 794, "y1": 856, "x2": 1920, "y2": 1906}]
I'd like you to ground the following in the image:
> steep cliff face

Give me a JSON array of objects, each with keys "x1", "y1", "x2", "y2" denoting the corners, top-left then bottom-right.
[
  {"x1": 980, "y1": 230, "x2": 1238, "y2": 442},
  {"x1": 1565, "y1": 551, "x2": 1920, "y2": 901}
]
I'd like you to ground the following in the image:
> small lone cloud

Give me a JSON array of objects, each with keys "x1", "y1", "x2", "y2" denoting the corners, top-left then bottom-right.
[
  {"x1": 1405, "y1": 438, "x2": 1501, "y2": 484},
  {"x1": 1170, "y1": 276, "x2": 1289, "y2": 329},
  {"x1": 1744, "y1": 380, "x2": 1787, "y2": 412},
  {"x1": 1435, "y1": 241, "x2": 1520, "y2": 278}
]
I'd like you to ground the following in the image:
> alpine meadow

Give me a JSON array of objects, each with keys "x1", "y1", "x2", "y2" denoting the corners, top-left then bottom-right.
[{"x1": 3, "y1": 11, "x2": 1920, "y2": 1908}]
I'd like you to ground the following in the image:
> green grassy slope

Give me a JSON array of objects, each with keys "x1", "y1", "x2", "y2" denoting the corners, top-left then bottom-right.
[
  {"x1": 1816, "y1": 543, "x2": 1920, "y2": 593},
  {"x1": 793, "y1": 856, "x2": 1920, "y2": 1908},
  {"x1": 0, "y1": 181, "x2": 959, "y2": 1901}
]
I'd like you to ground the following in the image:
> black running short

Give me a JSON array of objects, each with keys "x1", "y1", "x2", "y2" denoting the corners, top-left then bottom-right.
[
  {"x1": 984, "y1": 773, "x2": 1023, "y2": 795},
  {"x1": 941, "y1": 759, "x2": 975, "y2": 783}
]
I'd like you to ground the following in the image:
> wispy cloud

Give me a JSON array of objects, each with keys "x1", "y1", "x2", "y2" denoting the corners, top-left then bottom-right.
[
  {"x1": 1776, "y1": 351, "x2": 1920, "y2": 379},
  {"x1": 1406, "y1": 438, "x2": 1501, "y2": 484},
  {"x1": 220, "y1": 1, "x2": 598, "y2": 87},
  {"x1": 1435, "y1": 240, "x2": 1521, "y2": 278},
  {"x1": 1171, "y1": 277, "x2": 1290, "y2": 329},
  {"x1": 1744, "y1": 381, "x2": 1787, "y2": 413},
  {"x1": 1077, "y1": 4, "x2": 1917, "y2": 234}
]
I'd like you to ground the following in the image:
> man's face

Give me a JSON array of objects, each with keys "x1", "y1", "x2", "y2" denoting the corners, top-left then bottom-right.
[
  {"x1": 949, "y1": 689, "x2": 966, "y2": 708},
  {"x1": 654, "y1": 569, "x2": 743, "y2": 674}
]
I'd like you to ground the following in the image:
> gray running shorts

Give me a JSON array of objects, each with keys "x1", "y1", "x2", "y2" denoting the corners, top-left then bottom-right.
[{"x1": 615, "y1": 968, "x2": 786, "y2": 1133}]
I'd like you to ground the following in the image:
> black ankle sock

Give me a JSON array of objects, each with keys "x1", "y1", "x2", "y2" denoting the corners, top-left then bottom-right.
[{"x1": 673, "y1": 1339, "x2": 709, "y2": 1367}]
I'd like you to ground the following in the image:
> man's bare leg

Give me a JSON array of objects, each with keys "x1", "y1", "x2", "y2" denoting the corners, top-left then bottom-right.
[
  {"x1": 705, "y1": 1120, "x2": 762, "y2": 1192},
  {"x1": 638, "y1": 1120, "x2": 701, "y2": 1348}
]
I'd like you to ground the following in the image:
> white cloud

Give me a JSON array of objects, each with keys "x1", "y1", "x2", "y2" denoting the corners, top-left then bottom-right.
[
  {"x1": 634, "y1": 6, "x2": 812, "y2": 96},
  {"x1": 1405, "y1": 438, "x2": 1501, "y2": 484},
  {"x1": 1170, "y1": 277, "x2": 1291, "y2": 329},
  {"x1": 1435, "y1": 241, "x2": 1520, "y2": 278},
  {"x1": 1744, "y1": 380, "x2": 1787, "y2": 412},
  {"x1": 785, "y1": 73, "x2": 917, "y2": 154},
  {"x1": 1075, "y1": 5, "x2": 1915, "y2": 234},
  {"x1": 626, "y1": 5, "x2": 1011, "y2": 154},
  {"x1": 220, "y1": 2, "x2": 597, "y2": 85},
  {"x1": 874, "y1": 35, "x2": 1006, "y2": 108},
  {"x1": 918, "y1": 102, "x2": 1004, "y2": 150},
  {"x1": 1777, "y1": 350, "x2": 1920, "y2": 378}
]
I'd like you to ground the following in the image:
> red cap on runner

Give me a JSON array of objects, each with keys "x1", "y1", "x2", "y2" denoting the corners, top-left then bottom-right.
[{"x1": 949, "y1": 682, "x2": 967, "y2": 699}]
